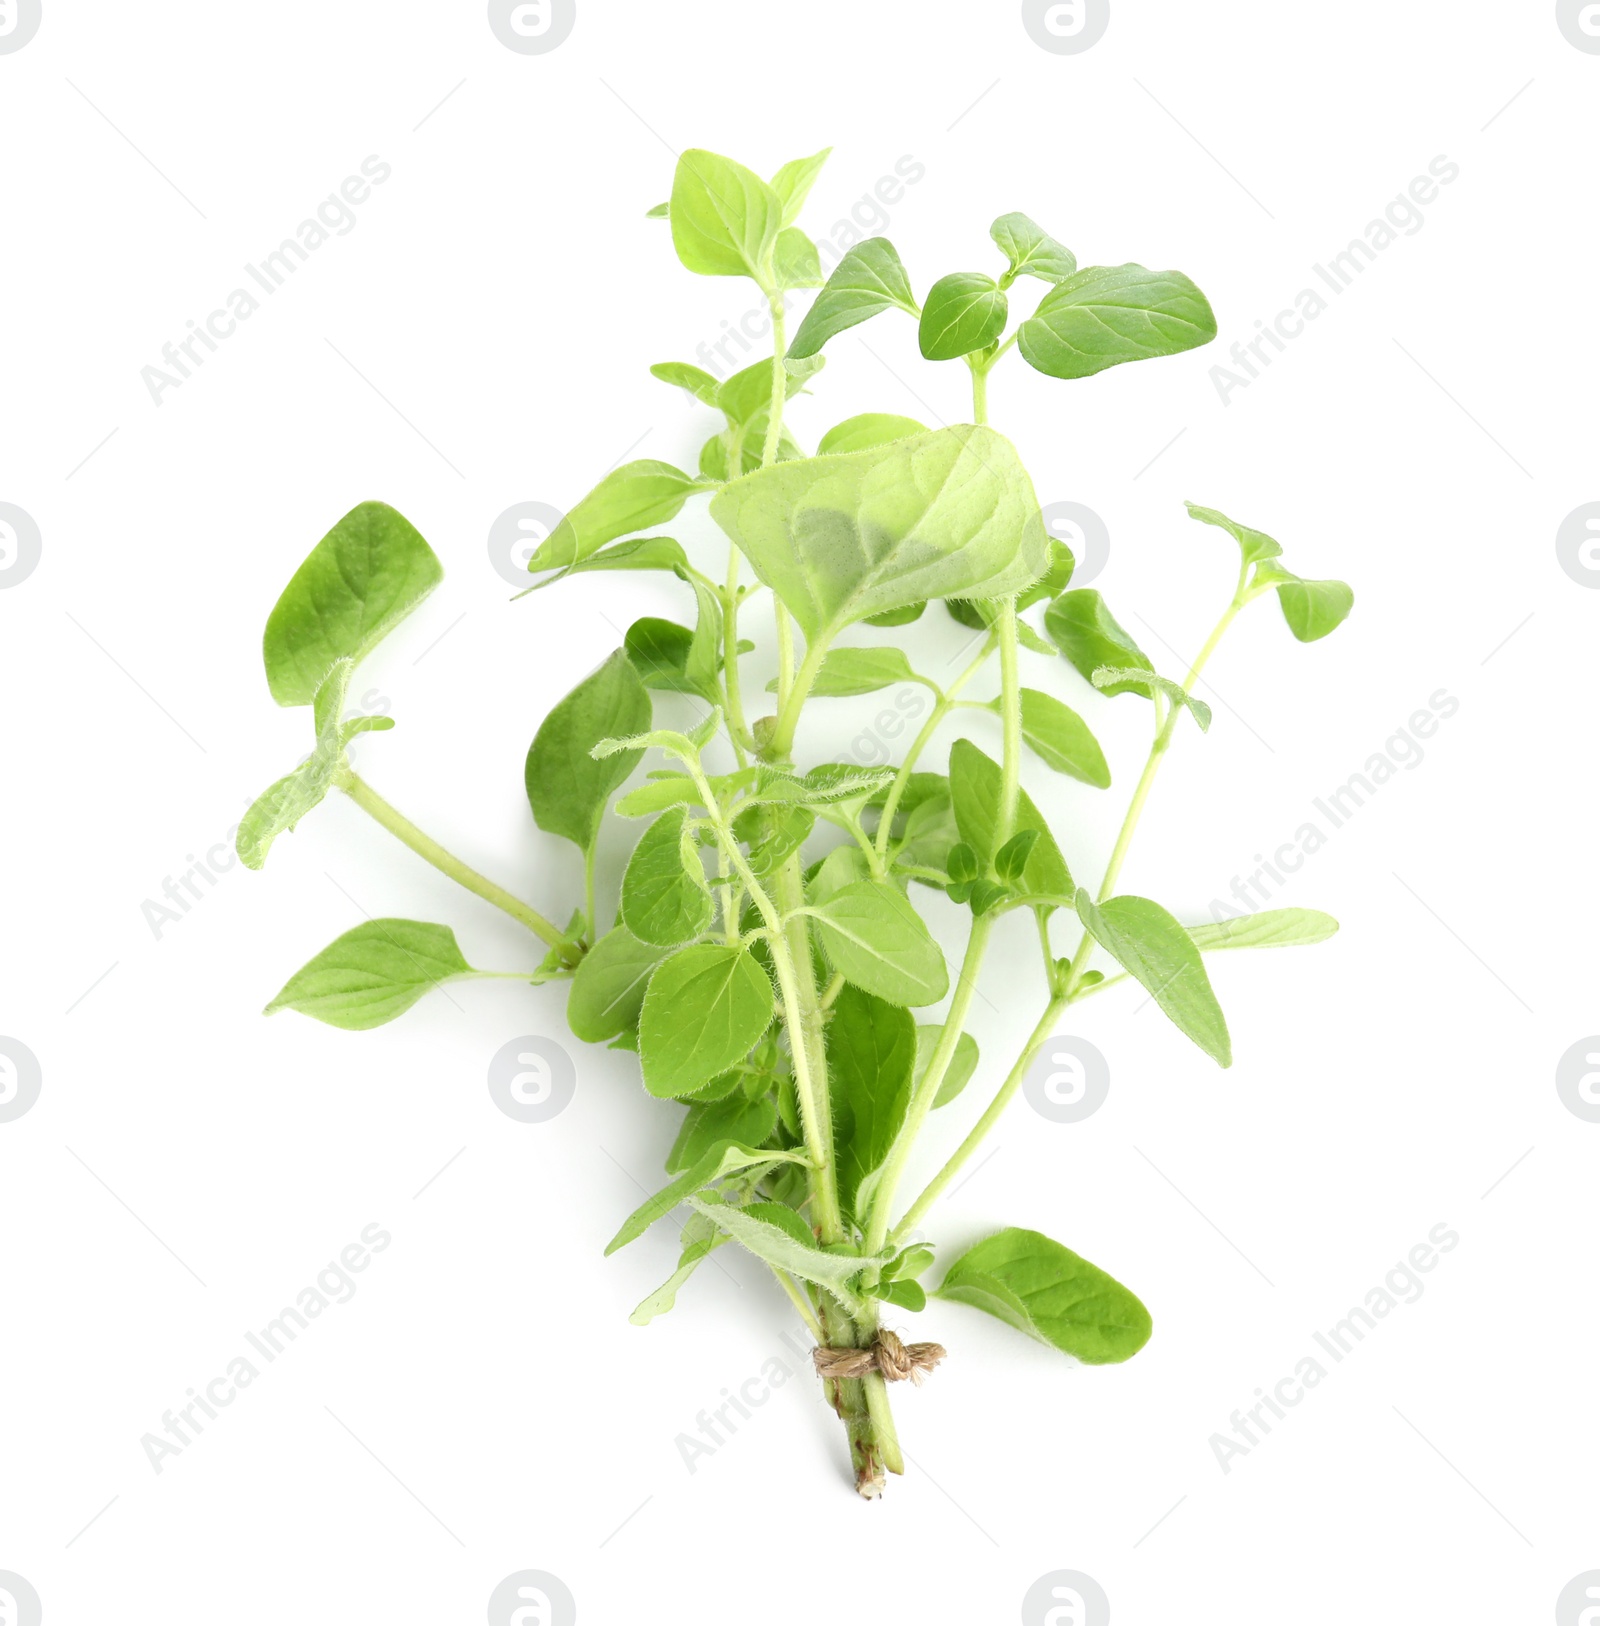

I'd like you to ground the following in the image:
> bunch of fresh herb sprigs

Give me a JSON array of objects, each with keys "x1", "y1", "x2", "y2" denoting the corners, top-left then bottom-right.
[{"x1": 236, "y1": 146, "x2": 1352, "y2": 1498}]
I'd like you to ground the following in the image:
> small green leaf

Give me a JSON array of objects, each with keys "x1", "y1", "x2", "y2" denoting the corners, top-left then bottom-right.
[
  {"x1": 527, "y1": 462, "x2": 712, "y2": 575},
  {"x1": 811, "y1": 881, "x2": 948, "y2": 1007},
  {"x1": 1075, "y1": 891, "x2": 1231, "y2": 1067},
  {"x1": 990, "y1": 689, "x2": 1111, "y2": 788},
  {"x1": 948, "y1": 739, "x2": 1073, "y2": 901},
  {"x1": 945, "y1": 843, "x2": 979, "y2": 884},
  {"x1": 990, "y1": 212, "x2": 1077, "y2": 286},
  {"x1": 630, "y1": 1214, "x2": 726, "y2": 1325},
  {"x1": 732, "y1": 801, "x2": 815, "y2": 877},
  {"x1": 1184, "y1": 500, "x2": 1283, "y2": 566},
  {"x1": 917, "y1": 1023, "x2": 981, "y2": 1109},
  {"x1": 668, "y1": 1093, "x2": 778, "y2": 1174},
  {"x1": 1044, "y1": 589, "x2": 1155, "y2": 698},
  {"x1": 717, "y1": 353, "x2": 825, "y2": 429},
  {"x1": 265, "y1": 920, "x2": 474, "y2": 1030},
  {"x1": 650, "y1": 361, "x2": 722, "y2": 407},
  {"x1": 528, "y1": 534, "x2": 689, "y2": 591},
  {"x1": 770, "y1": 147, "x2": 831, "y2": 226},
  {"x1": 1018, "y1": 264, "x2": 1217, "y2": 381},
  {"x1": 1187, "y1": 909, "x2": 1339, "y2": 952},
  {"x1": 818, "y1": 414, "x2": 927, "y2": 456},
  {"x1": 614, "y1": 775, "x2": 704, "y2": 819},
  {"x1": 1092, "y1": 666, "x2": 1212, "y2": 730},
  {"x1": 605, "y1": 1141, "x2": 808, "y2": 1255},
  {"x1": 1253, "y1": 563, "x2": 1355, "y2": 642},
  {"x1": 711, "y1": 426, "x2": 1050, "y2": 642},
  {"x1": 827, "y1": 984, "x2": 917, "y2": 1220},
  {"x1": 808, "y1": 843, "x2": 871, "y2": 905},
  {"x1": 995, "y1": 829, "x2": 1039, "y2": 883},
  {"x1": 670, "y1": 148, "x2": 782, "y2": 281},
  {"x1": 639, "y1": 944, "x2": 775, "y2": 1098},
  {"x1": 863, "y1": 601, "x2": 927, "y2": 628},
  {"x1": 262, "y1": 502, "x2": 443, "y2": 708},
  {"x1": 768, "y1": 646, "x2": 922, "y2": 698},
  {"x1": 645, "y1": 200, "x2": 669, "y2": 219},
  {"x1": 877, "y1": 1279, "x2": 926, "y2": 1312},
  {"x1": 918, "y1": 272, "x2": 1007, "y2": 361},
  {"x1": 787, "y1": 237, "x2": 919, "y2": 359},
  {"x1": 567, "y1": 924, "x2": 671, "y2": 1044},
  {"x1": 621, "y1": 810, "x2": 713, "y2": 948},
  {"x1": 774, "y1": 226, "x2": 824, "y2": 289},
  {"x1": 526, "y1": 650, "x2": 652, "y2": 852},
  {"x1": 747, "y1": 763, "x2": 898, "y2": 807},
  {"x1": 938, "y1": 1227, "x2": 1152, "y2": 1364}
]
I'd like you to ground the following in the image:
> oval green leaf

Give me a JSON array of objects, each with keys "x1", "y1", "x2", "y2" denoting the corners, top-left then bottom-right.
[
  {"x1": 639, "y1": 944, "x2": 775, "y2": 1098},
  {"x1": 810, "y1": 881, "x2": 948, "y2": 1007},
  {"x1": 1018, "y1": 263, "x2": 1217, "y2": 381},
  {"x1": 265, "y1": 919, "x2": 474, "y2": 1031},
  {"x1": 918, "y1": 272, "x2": 1007, "y2": 361}
]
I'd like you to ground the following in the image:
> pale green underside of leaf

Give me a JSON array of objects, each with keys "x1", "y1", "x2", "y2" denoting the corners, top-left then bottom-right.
[
  {"x1": 818, "y1": 413, "x2": 927, "y2": 456},
  {"x1": 687, "y1": 1193, "x2": 866, "y2": 1309},
  {"x1": 787, "y1": 237, "x2": 919, "y2": 359},
  {"x1": 265, "y1": 919, "x2": 474, "y2": 1030},
  {"x1": 811, "y1": 881, "x2": 949, "y2": 1007},
  {"x1": 527, "y1": 461, "x2": 712, "y2": 575},
  {"x1": 938, "y1": 1227, "x2": 1153, "y2": 1364},
  {"x1": 710, "y1": 425, "x2": 1050, "y2": 642},
  {"x1": 605, "y1": 1142, "x2": 809, "y2": 1254},
  {"x1": 630, "y1": 1219, "x2": 728, "y2": 1325},
  {"x1": 1187, "y1": 908, "x2": 1339, "y2": 952},
  {"x1": 670, "y1": 148, "x2": 781, "y2": 280}
]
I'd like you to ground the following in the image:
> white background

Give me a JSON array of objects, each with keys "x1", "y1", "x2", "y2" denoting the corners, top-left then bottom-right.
[{"x1": 2, "y1": 2, "x2": 1596, "y2": 1621}]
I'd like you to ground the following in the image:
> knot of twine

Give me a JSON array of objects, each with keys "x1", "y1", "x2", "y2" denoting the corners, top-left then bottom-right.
[{"x1": 812, "y1": 1328, "x2": 947, "y2": 1385}]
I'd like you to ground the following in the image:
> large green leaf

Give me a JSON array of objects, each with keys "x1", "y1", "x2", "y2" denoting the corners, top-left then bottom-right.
[
  {"x1": 810, "y1": 881, "x2": 948, "y2": 1007},
  {"x1": 639, "y1": 944, "x2": 775, "y2": 1098},
  {"x1": 567, "y1": 924, "x2": 670, "y2": 1043},
  {"x1": 990, "y1": 213, "x2": 1077, "y2": 286},
  {"x1": 993, "y1": 689, "x2": 1110, "y2": 788},
  {"x1": 710, "y1": 425, "x2": 1050, "y2": 642},
  {"x1": 265, "y1": 920, "x2": 473, "y2": 1030},
  {"x1": 948, "y1": 739, "x2": 1073, "y2": 901},
  {"x1": 262, "y1": 502, "x2": 442, "y2": 707},
  {"x1": 1075, "y1": 891, "x2": 1231, "y2": 1066},
  {"x1": 787, "y1": 237, "x2": 919, "y2": 359},
  {"x1": 818, "y1": 414, "x2": 927, "y2": 456},
  {"x1": 621, "y1": 809, "x2": 713, "y2": 948},
  {"x1": 826, "y1": 984, "x2": 917, "y2": 1220},
  {"x1": 525, "y1": 650, "x2": 652, "y2": 852},
  {"x1": 1187, "y1": 909, "x2": 1339, "y2": 952},
  {"x1": 937, "y1": 1228, "x2": 1152, "y2": 1364},
  {"x1": 918, "y1": 272, "x2": 1007, "y2": 361},
  {"x1": 1018, "y1": 264, "x2": 1217, "y2": 380},
  {"x1": 670, "y1": 149, "x2": 782, "y2": 280},
  {"x1": 526, "y1": 462, "x2": 711, "y2": 575},
  {"x1": 1044, "y1": 589, "x2": 1155, "y2": 699}
]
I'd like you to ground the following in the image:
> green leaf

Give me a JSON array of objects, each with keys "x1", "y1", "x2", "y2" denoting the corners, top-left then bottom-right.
[
  {"x1": 668, "y1": 1094, "x2": 778, "y2": 1174},
  {"x1": 670, "y1": 149, "x2": 782, "y2": 281},
  {"x1": 1184, "y1": 500, "x2": 1282, "y2": 566},
  {"x1": 864, "y1": 601, "x2": 927, "y2": 628},
  {"x1": 614, "y1": 775, "x2": 705, "y2": 819},
  {"x1": 1187, "y1": 909, "x2": 1339, "y2": 952},
  {"x1": 990, "y1": 212, "x2": 1077, "y2": 286},
  {"x1": 732, "y1": 801, "x2": 815, "y2": 877},
  {"x1": 917, "y1": 1024, "x2": 981, "y2": 1108},
  {"x1": 948, "y1": 739, "x2": 1073, "y2": 901},
  {"x1": 717, "y1": 353, "x2": 825, "y2": 429},
  {"x1": 686, "y1": 1193, "x2": 866, "y2": 1306},
  {"x1": 893, "y1": 782, "x2": 961, "y2": 881},
  {"x1": 995, "y1": 829, "x2": 1039, "y2": 883},
  {"x1": 526, "y1": 650, "x2": 652, "y2": 852},
  {"x1": 650, "y1": 361, "x2": 722, "y2": 407},
  {"x1": 808, "y1": 843, "x2": 872, "y2": 904},
  {"x1": 1091, "y1": 666, "x2": 1211, "y2": 730},
  {"x1": 918, "y1": 272, "x2": 1007, "y2": 361},
  {"x1": 567, "y1": 925, "x2": 670, "y2": 1043},
  {"x1": 769, "y1": 646, "x2": 922, "y2": 698},
  {"x1": 1075, "y1": 891, "x2": 1231, "y2": 1066},
  {"x1": 528, "y1": 534, "x2": 689, "y2": 591},
  {"x1": 621, "y1": 810, "x2": 713, "y2": 948},
  {"x1": 605, "y1": 1141, "x2": 808, "y2": 1254},
  {"x1": 262, "y1": 502, "x2": 442, "y2": 708},
  {"x1": 527, "y1": 462, "x2": 712, "y2": 574},
  {"x1": 711, "y1": 425, "x2": 1050, "y2": 642},
  {"x1": 877, "y1": 1278, "x2": 927, "y2": 1312},
  {"x1": 645, "y1": 200, "x2": 669, "y2": 219},
  {"x1": 810, "y1": 881, "x2": 948, "y2": 1007},
  {"x1": 774, "y1": 226, "x2": 823, "y2": 289},
  {"x1": 1253, "y1": 563, "x2": 1355, "y2": 642},
  {"x1": 818, "y1": 414, "x2": 927, "y2": 456},
  {"x1": 265, "y1": 920, "x2": 474, "y2": 1030},
  {"x1": 747, "y1": 763, "x2": 898, "y2": 807},
  {"x1": 1018, "y1": 264, "x2": 1217, "y2": 381},
  {"x1": 770, "y1": 147, "x2": 831, "y2": 226},
  {"x1": 639, "y1": 944, "x2": 775, "y2": 1098},
  {"x1": 787, "y1": 237, "x2": 919, "y2": 359},
  {"x1": 630, "y1": 1214, "x2": 726, "y2": 1325},
  {"x1": 827, "y1": 985, "x2": 917, "y2": 1220},
  {"x1": 937, "y1": 1227, "x2": 1153, "y2": 1364},
  {"x1": 991, "y1": 689, "x2": 1110, "y2": 788},
  {"x1": 1044, "y1": 589, "x2": 1155, "y2": 698}
]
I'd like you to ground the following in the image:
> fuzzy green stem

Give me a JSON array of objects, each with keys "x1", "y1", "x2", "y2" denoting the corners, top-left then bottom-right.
[
  {"x1": 338, "y1": 771, "x2": 580, "y2": 965},
  {"x1": 995, "y1": 599, "x2": 1023, "y2": 849},
  {"x1": 766, "y1": 633, "x2": 831, "y2": 761}
]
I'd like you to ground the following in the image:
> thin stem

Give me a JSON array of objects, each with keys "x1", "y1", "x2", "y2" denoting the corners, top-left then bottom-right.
[
  {"x1": 583, "y1": 842, "x2": 598, "y2": 941},
  {"x1": 769, "y1": 1265, "x2": 825, "y2": 1342},
  {"x1": 865, "y1": 915, "x2": 995, "y2": 1252},
  {"x1": 338, "y1": 771, "x2": 580, "y2": 965},
  {"x1": 893, "y1": 991, "x2": 1068, "y2": 1243},
  {"x1": 767, "y1": 632, "x2": 831, "y2": 761},
  {"x1": 969, "y1": 356, "x2": 989, "y2": 425},
  {"x1": 761, "y1": 289, "x2": 799, "y2": 711},
  {"x1": 874, "y1": 637, "x2": 995, "y2": 860},
  {"x1": 994, "y1": 599, "x2": 1023, "y2": 850}
]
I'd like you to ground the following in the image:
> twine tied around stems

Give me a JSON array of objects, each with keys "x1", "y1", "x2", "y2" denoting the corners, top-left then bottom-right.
[{"x1": 812, "y1": 1328, "x2": 946, "y2": 1385}]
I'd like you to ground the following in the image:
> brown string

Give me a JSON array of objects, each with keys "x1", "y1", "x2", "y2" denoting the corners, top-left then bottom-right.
[{"x1": 812, "y1": 1328, "x2": 946, "y2": 1385}]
